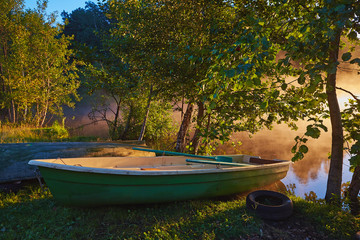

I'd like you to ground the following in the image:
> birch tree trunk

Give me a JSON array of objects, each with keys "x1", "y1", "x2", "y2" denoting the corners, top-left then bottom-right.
[
  {"x1": 190, "y1": 101, "x2": 205, "y2": 154},
  {"x1": 114, "y1": 103, "x2": 122, "y2": 139},
  {"x1": 175, "y1": 103, "x2": 194, "y2": 152},
  {"x1": 138, "y1": 86, "x2": 153, "y2": 141}
]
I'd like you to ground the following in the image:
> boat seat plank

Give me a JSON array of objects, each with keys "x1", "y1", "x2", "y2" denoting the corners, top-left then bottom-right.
[
  {"x1": 140, "y1": 168, "x2": 159, "y2": 171},
  {"x1": 186, "y1": 159, "x2": 251, "y2": 167},
  {"x1": 249, "y1": 158, "x2": 280, "y2": 164}
]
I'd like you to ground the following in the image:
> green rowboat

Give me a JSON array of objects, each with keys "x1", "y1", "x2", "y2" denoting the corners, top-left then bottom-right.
[{"x1": 28, "y1": 155, "x2": 290, "y2": 206}]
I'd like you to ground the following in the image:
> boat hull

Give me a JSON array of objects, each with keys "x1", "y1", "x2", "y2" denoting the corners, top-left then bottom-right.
[{"x1": 36, "y1": 160, "x2": 289, "y2": 206}]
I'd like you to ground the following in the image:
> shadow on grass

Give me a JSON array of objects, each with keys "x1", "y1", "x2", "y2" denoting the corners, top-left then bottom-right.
[{"x1": 1, "y1": 184, "x2": 359, "y2": 240}]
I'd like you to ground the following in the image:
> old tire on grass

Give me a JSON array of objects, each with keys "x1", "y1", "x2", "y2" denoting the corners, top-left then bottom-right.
[{"x1": 246, "y1": 190, "x2": 293, "y2": 221}]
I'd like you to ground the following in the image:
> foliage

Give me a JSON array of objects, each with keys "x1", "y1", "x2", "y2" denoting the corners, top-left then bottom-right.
[
  {"x1": 35, "y1": 119, "x2": 69, "y2": 140},
  {"x1": 107, "y1": 0, "x2": 239, "y2": 151},
  {"x1": 61, "y1": 2, "x2": 113, "y2": 51},
  {"x1": 200, "y1": 0, "x2": 360, "y2": 203},
  {"x1": 269, "y1": 0, "x2": 360, "y2": 203},
  {"x1": 0, "y1": 0, "x2": 81, "y2": 127},
  {"x1": 144, "y1": 101, "x2": 178, "y2": 147},
  {"x1": 343, "y1": 99, "x2": 360, "y2": 169}
]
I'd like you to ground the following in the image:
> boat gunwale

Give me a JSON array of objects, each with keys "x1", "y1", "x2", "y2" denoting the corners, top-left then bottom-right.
[{"x1": 28, "y1": 158, "x2": 290, "y2": 176}]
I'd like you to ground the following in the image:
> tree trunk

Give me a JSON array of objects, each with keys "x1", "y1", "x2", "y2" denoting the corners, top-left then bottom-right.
[
  {"x1": 35, "y1": 104, "x2": 40, "y2": 126},
  {"x1": 121, "y1": 104, "x2": 133, "y2": 140},
  {"x1": 11, "y1": 99, "x2": 16, "y2": 124},
  {"x1": 190, "y1": 102, "x2": 205, "y2": 154},
  {"x1": 40, "y1": 101, "x2": 48, "y2": 127},
  {"x1": 175, "y1": 103, "x2": 194, "y2": 152},
  {"x1": 325, "y1": 30, "x2": 343, "y2": 204},
  {"x1": 202, "y1": 113, "x2": 212, "y2": 154},
  {"x1": 138, "y1": 86, "x2": 153, "y2": 141},
  {"x1": 111, "y1": 98, "x2": 121, "y2": 140},
  {"x1": 347, "y1": 166, "x2": 360, "y2": 215}
]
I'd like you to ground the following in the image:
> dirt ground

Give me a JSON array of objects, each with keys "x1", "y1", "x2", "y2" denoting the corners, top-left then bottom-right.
[{"x1": 254, "y1": 218, "x2": 331, "y2": 240}]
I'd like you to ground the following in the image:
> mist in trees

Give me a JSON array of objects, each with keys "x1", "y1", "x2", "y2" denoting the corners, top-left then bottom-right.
[{"x1": 61, "y1": 1, "x2": 176, "y2": 142}]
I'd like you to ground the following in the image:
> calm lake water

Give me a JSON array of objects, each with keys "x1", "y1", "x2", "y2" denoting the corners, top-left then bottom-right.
[
  {"x1": 216, "y1": 124, "x2": 354, "y2": 199},
  {"x1": 281, "y1": 154, "x2": 353, "y2": 198}
]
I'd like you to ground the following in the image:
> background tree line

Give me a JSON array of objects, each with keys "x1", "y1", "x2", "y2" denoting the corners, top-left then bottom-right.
[{"x1": 0, "y1": 0, "x2": 80, "y2": 127}]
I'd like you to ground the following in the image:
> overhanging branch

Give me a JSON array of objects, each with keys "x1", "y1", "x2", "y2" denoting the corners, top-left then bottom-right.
[{"x1": 336, "y1": 87, "x2": 360, "y2": 104}]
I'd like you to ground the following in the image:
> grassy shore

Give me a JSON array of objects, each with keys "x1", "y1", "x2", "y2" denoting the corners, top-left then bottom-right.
[
  {"x1": 0, "y1": 184, "x2": 359, "y2": 240},
  {"x1": 1, "y1": 125, "x2": 359, "y2": 239},
  {"x1": 0, "y1": 123, "x2": 98, "y2": 143}
]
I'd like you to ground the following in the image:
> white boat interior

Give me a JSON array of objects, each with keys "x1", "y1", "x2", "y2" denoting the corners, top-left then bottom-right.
[{"x1": 29, "y1": 155, "x2": 288, "y2": 173}]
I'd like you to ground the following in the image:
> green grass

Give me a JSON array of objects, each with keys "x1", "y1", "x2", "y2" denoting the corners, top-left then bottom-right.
[
  {"x1": 0, "y1": 124, "x2": 98, "y2": 143},
  {"x1": 1, "y1": 185, "x2": 359, "y2": 240}
]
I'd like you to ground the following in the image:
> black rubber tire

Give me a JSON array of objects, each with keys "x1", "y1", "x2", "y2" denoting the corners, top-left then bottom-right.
[{"x1": 246, "y1": 190, "x2": 293, "y2": 221}]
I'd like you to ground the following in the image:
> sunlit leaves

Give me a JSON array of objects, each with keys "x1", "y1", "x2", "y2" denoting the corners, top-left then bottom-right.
[{"x1": 0, "y1": 1, "x2": 80, "y2": 126}]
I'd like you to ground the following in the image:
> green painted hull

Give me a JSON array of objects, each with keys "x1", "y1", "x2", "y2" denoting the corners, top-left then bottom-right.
[{"x1": 33, "y1": 158, "x2": 289, "y2": 206}]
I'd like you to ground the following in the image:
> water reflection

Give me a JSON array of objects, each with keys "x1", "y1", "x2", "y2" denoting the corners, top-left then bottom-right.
[
  {"x1": 215, "y1": 125, "x2": 353, "y2": 198},
  {"x1": 290, "y1": 156, "x2": 330, "y2": 185},
  {"x1": 282, "y1": 155, "x2": 352, "y2": 198}
]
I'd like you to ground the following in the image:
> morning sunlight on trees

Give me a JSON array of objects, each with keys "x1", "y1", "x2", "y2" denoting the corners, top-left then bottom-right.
[
  {"x1": 0, "y1": 0, "x2": 80, "y2": 127},
  {"x1": 1, "y1": 0, "x2": 360, "y2": 216}
]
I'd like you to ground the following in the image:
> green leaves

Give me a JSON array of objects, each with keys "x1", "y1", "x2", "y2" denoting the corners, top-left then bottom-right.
[
  {"x1": 292, "y1": 152, "x2": 304, "y2": 161},
  {"x1": 260, "y1": 101, "x2": 268, "y2": 109},
  {"x1": 291, "y1": 119, "x2": 329, "y2": 161},
  {"x1": 350, "y1": 58, "x2": 360, "y2": 66},
  {"x1": 281, "y1": 83, "x2": 288, "y2": 90},
  {"x1": 299, "y1": 145, "x2": 309, "y2": 153},
  {"x1": 305, "y1": 126, "x2": 320, "y2": 138},
  {"x1": 225, "y1": 69, "x2": 236, "y2": 78},
  {"x1": 348, "y1": 31, "x2": 358, "y2": 40},
  {"x1": 297, "y1": 74, "x2": 305, "y2": 85},
  {"x1": 291, "y1": 136, "x2": 308, "y2": 162},
  {"x1": 341, "y1": 52, "x2": 352, "y2": 61}
]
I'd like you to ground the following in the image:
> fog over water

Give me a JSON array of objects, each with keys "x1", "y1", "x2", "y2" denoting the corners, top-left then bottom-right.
[{"x1": 221, "y1": 124, "x2": 353, "y2": 198}]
